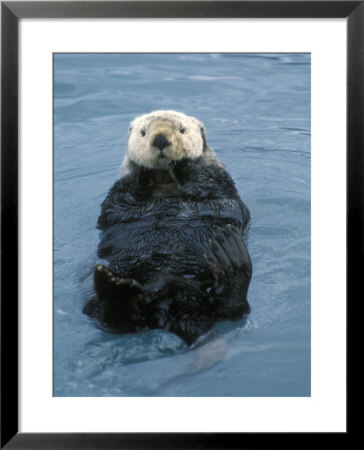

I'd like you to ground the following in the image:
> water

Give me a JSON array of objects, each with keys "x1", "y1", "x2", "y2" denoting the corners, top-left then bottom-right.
[{"x1": 53, "y1": 53, "x2": 310, "y2": 396}]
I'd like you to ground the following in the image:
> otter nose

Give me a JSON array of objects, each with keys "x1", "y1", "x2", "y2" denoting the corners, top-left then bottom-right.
[{"x1": 152, "y1": 133, "x2": 170, "y2": 151}]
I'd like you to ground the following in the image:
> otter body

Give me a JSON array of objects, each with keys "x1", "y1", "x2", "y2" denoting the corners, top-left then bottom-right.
[{"x1": 84, "y1": 111, "x2": 252, "y2": 345}]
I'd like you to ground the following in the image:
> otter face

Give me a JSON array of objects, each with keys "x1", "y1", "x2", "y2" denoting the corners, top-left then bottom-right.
[{"x1": 125, "y1": 110, "x2": 206, "y2": 170}]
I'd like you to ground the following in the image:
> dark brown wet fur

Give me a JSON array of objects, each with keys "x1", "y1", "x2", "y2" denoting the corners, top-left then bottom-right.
[{"x1": 84, "y1": 154, "x2": 252, "y2": 345}]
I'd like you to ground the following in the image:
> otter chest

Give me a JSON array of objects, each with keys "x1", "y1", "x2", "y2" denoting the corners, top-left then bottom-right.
[{"x1": 150, "y1": 171, "x2": 180, "y2": 198}]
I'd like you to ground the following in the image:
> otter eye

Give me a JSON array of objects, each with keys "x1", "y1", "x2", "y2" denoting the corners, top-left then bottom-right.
[
  {"x1": 180, "y1": 128, "x2": 185, "y2": 134},
  {"x1": 141, "y1": 130, "x2": 146, "y2": 137}
]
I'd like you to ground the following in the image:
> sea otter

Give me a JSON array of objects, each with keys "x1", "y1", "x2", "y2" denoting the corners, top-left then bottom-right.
[{"x1": 83, "y1": 110, "x2": 252, "y2": 346}]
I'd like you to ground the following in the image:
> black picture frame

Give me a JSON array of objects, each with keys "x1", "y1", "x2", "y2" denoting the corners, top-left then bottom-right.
[{"x1": 1, "y1": 1, "x2": 359, "y2": 448}]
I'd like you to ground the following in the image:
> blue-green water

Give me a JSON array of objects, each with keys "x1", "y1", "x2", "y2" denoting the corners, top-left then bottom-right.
[{"x1": 53, "y1": 53, "x2": 310, "y2": 396}]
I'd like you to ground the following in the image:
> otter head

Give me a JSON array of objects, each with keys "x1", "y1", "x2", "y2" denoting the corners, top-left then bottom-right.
[{"x1": 122, "y1": 110, "x2": 208, "y2": 173}]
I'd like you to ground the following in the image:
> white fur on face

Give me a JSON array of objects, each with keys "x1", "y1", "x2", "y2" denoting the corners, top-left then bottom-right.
[{"x1": 123, "y1": 110, "x2": 205, "y2": 171}]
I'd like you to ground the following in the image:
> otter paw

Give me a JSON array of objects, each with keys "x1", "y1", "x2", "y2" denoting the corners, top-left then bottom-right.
[
  {"x1": 94, "y1": 264, "x2": 144, "y2": 304},
  {"x1": 206, "y1": 225, "x2": 252, "y2": 295},
  {"x1": 83, "y1": 296, "x2": 102, "y2": 319}
]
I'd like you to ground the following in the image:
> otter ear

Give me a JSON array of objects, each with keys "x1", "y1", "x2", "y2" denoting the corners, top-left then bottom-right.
[{"x1": 200, "y1": 127, "x2": 208, "y2": 152}]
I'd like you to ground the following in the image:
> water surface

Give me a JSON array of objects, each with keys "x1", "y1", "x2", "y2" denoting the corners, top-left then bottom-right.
[{"x1": 54, "y1": 53, "x2": 310, "y2": 396}]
